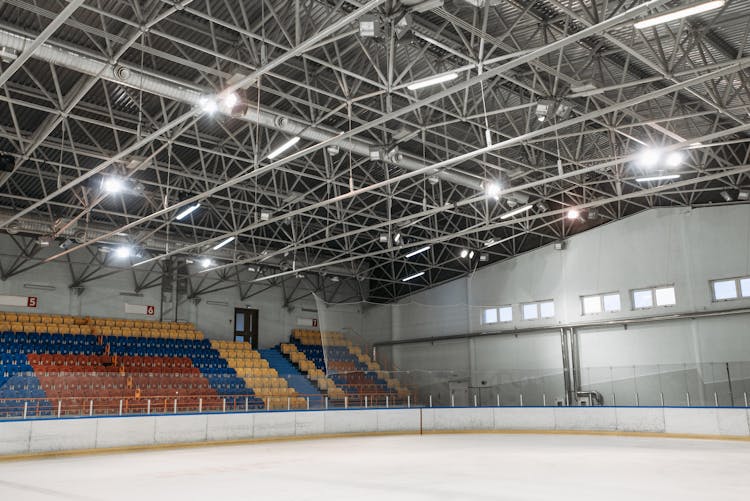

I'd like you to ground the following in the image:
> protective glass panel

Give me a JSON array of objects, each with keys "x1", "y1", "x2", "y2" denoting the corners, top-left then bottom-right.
[
  {"x1": 539, "y1": 301, "x2": 555, "y2": 319},
  {"x1": 602, "y1": 294, "x2": 621, "y2": 312},
  {"x1": 582, "y1": 295, "x2": 602, "y2": 315},
  {"x1": 655, "y1": 287, "x2": 676, "y2": 306},
  {"x1": 712, "y1": 280, "x2": 737, "y2": 301},
  {"x1": 235, "y1": 312, "x2": 244, "y2": 332},
  {"x1": 522, "y1": 303, "x2": 538, "y2": 320},
  {"x1": 633, "y1": 289, "x2": 653, "y2": 309},
  {"x1": 482, "y1": 308, "x2": 498, "y2": 324}
]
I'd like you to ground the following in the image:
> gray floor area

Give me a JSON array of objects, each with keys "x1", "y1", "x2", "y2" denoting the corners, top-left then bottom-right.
[{"x1": 0, "y1": 433, "x2": 748, "y2": 500}]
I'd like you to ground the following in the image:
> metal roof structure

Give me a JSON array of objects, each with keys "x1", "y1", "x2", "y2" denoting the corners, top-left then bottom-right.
[{"x1": 0, "y1": 0, "x2": 748, "y2": 304}]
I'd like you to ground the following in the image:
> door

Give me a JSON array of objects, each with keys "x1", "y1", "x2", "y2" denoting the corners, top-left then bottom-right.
[{"x1": 234, "y1": 308, "x2": 259, "y2": 348}]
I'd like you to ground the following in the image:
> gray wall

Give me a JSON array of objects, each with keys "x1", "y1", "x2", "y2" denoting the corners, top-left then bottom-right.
[
  {"x1": 0, "y1": 236, "x2": 335, "y2": 348},
  {"x1": 377, "y1": 205, "x2": 750, "y2": 406}
]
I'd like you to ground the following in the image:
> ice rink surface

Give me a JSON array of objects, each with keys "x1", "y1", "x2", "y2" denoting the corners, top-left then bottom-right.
[{"x1": 1, "y1": 433, "x2": 749, "y2": 500}]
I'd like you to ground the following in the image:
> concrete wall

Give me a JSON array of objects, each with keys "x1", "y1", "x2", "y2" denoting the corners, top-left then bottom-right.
[
  {"x1": 377, "y1": 206, "x2": 750, "y2": 406},
  {"x1": 0, "y1": 235, "x2": 338, "y2": 348},
  {"x1": 2, "y1": 407, "x2": 749, "y2": 456}
]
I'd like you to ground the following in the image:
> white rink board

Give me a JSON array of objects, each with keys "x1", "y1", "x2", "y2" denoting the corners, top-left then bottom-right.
[{"x1": 1, "y1": 407, "x2": 749, "y2": 455}]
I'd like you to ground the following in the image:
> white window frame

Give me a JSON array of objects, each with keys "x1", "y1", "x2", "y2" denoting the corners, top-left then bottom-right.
[
  {"x1": 581, "y1": 292, "x2": 621, "y2": 315},
  {"x1": 631, "y1": 285, "x2": 676, "y2": 310},
  {"x1": 522, "y1": 300, "x2": 555, "y2": 320},
  {"x1": 481, "y1": 307, "x2": 498, "y2": 325},
  {"x1": 481, "y1": 305, "x2": 513, "y2": 325},
  {"x1": 710, "y1": 276, "x2": 750, "y2": 302},
  {"x1": 498, "y1": 305, "x2": 513, "y2": 323}
]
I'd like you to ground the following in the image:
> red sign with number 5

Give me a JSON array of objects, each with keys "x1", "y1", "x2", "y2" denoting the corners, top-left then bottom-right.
[{"x1": 27, "y1": 297, "x2": 38, "y2": 308}]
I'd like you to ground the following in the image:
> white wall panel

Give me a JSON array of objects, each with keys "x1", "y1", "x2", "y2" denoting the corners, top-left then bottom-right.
[
  {"x1": 153, "y1": 414, "x2": 207, "y2": 444},
  {"x1": 29, "y1": 418, "x2": 97, "y2": 453},
  {"x1": 428, "y1": 408, "x2": 494, "y2": 430},
  {"x1": 553, "y1": 407, "x2": 618, "y2": 431},
  {"x1": 493, "y1": 408, "x2": 555, "y2": 430},
  {"x1": 323, "y1": 409, "x2": 378, "y2": 434},
  {"x1": 0, "y1": 421, "x2": 31, "y2": 454},
  {"x1": 95, "y1": 416, "x2": 156, "y2": 448},
  {"x1": 3, "y1": 407, "x2": 750, "y2": 456},
  {"x1": 615, "y1": 408, "x2": 665, "y2": 433},
  {"x1": 375, "y1": 409, "x2": 419, "y2": 432},
  {"x1": 293, "y1": 411, "x2": 325, "y2": 436},
  {"x1": 663, "y1": 408, "x2": 719, "y2": 435},
  {"x1": 253, "y1": 411, "x2": 296, "y2": 438},
  {"x1": 205, "y1": 413, "x2": 254, "y2": 442}
]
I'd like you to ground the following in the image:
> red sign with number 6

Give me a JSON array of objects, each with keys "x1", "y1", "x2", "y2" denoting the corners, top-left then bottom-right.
[{"x1": 146, "y1": 305, "x2": 155, "y2": 316}]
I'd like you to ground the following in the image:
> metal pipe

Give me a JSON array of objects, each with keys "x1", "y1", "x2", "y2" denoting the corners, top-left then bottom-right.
[
  {"x1": 375, "y1": 305, "x2": 750, "y2": 347},
  {"x1": 0, "y1": 26, "x2": 480, "y2": 191}
]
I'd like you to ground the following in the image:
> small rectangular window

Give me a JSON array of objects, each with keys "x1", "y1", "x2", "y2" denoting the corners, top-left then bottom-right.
[
  {"x1": 713, "y1": 280, "x2": 738, "y2": 301},
  {"x1": 632, "y1": 289, "x2": 653, "y2": 309},
  {"x1": 602, "y1": 293, "x2": 621, "y2": 312},
  {"x1": 522, "y1": 303, "x2": 538, "y2": 320},
  {"x1": 539, "y1": 301, "x2": 555, "y2": 318},
  {"x1": 655, "y1": 286, "x2": 676, "y2": 306},
  {"x1": 741, "y1": 278, "x2": 750, "y2": 298},
  {"x1": 498, "y1": 306, "x2": 513, "y2": 323},
  {"x1": 482, "y1": 308, "x2": 498, "y2": 324},
  {"x1": 582, "y1": 295, "x2": 602, "y2": 315}
]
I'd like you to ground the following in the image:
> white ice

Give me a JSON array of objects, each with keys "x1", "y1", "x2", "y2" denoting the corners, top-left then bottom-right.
[{"x1": 0, "y1": 433, "x2": 748, "y2": 500}]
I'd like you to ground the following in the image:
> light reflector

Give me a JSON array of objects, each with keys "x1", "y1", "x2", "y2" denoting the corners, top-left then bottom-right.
[
  {"x1": 500, "y1": 204, "x2": 533, "y2": 220},
  {"x1": 405, "y1": 245, "x2": 431, "y2": 258},
  {"x1": 212, "y1": 236, "x2": 235, "y2": 250},
  {"x1": 401, "y1": 271, "x2": 425, "y2": 282},
  {"x1": 175, "y1": 203, "x2": 200, "y2": 221},
  {"x1": 267, "y1": 136, "x2": 301, "y2": 159},
  {"x1": 102, "y1": 176, "x2": 124, "y2": 193},
  {"x1": 635, "y1": 174, "x2": 681, "y2": 183},
  {"x1": 634, "y1": 1, "x2": 725, "y2": 30},
  {"x1": 407, "y1": 72, "x2": 458, "y2": 91}
]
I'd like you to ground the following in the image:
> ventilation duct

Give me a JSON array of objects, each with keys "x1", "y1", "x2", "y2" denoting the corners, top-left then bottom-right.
[{"x1": 0, "y1": 28, "x2": 482, "y2": 191}]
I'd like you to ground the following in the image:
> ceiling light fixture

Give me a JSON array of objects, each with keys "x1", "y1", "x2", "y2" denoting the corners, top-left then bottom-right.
[
  {"x1": 401, "y1": 271, "x2": 425, "y2": 282},
  {"x1": 406, "y1": 72, "x2": 458, "y2": 91},
  {"x1": 102, "y1": 176, "x2": 124, "y2": 193},
  {"x1": 199, "y1": 96, "x2": 218, "y2": 114},
  {"x1": 469, "y1": 251, "x2": 475, "y2": 259},
  {"x1": 460, "y1": 249, "x2": 469, "y2": 258},
  {"x1": 665, "y1": 151, "x2": 684, "y2": 168},
  {"x1": 405, "y1": 245, "x2": 431, "y2": 258},
  {"x1": 635, "y1": 174, "x2": 681, "y2": 183},
  {"x1": 393, "y1": 232, "x2": 402, "y2": 244},
  {"x1": 720, "y1": 191, "x2": 733, "y2": 202},
  {"x1": 484, "y1": 181, "x2": 501, "y2": 200},
  {"x1": 267, "y1": 136, "x2": 300, "y2": 159},
  {"x1": 634, "y1": 1, "x2": 725, "y2": 30},
  {"x1": 221, "y1": 92, "x2": 239, "y2": 109},
  {"x1": 566, "y1": 209, "x2": 581, "y2": 220},
  {"x1": 637, "y1": 148, "x2": 661, "y2": 168},
  {"x1": 500, "y1": 204, "x2": 534, "y2": 220},
  {"x1": 212, "y1": 236, "x2": 235, "y2": 250},
  {"x1": 200, "y1": 258, "x2": 214, "y2": 269},
  {"x1": 175, "y1": 203, "x2": 200, "y2": 221},
  {"x1": 114, "y1": 246, "x2": 132, "y2": 259}
]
